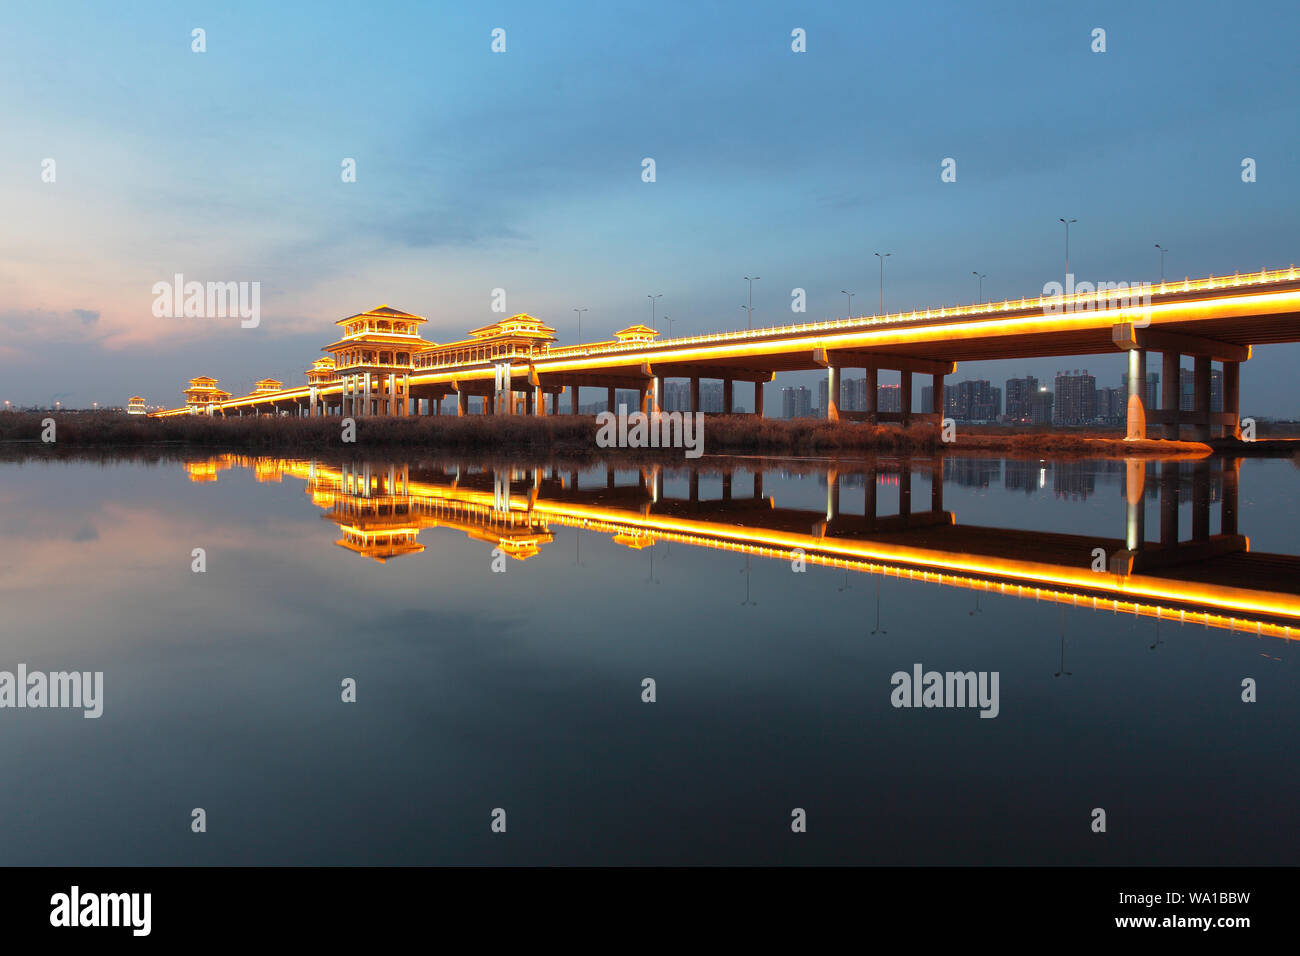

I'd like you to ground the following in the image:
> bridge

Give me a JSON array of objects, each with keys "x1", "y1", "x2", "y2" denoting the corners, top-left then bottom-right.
[
  {"x1": 150, "y1": 266, "x2": 1300, "y2": 441},
  {"x1": 183, "y1": 453, "x2": 1300, "y2": 641}
]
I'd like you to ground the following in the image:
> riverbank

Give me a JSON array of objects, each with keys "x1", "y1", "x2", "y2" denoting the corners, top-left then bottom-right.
[{"x1": 1, "y1": 411, "x2": 1294, "y2": 460}]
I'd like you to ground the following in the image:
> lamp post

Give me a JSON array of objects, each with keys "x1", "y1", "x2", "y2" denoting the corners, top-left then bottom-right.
[
  {"x1": 1155, "y1": 244, "x2": 1169, "y2": 282},
  {"x1": 744, "y1": 275, "x2": 760, "y2": 329},
  {"x1": 663, "y1": 315, "x2": 673, "y2": 338},
  {"x1": 1058, "y1": 218, "x2": 1077, "y2": 278},
  {"x1": 647, "y1": 293, "x2": 662, "y2": 332},
  {"x1": 841, "y1": 290, "x2": 854, "y2": 318},
  {"x1": 972, "y1": 272, "x2": 987, "y2": 303},
  {"x1": 874, "y1": 252, "x2": 891, "y2": 313},
  {"x1": 573, "y1": 307, "x2": 587, "y2": 344}
]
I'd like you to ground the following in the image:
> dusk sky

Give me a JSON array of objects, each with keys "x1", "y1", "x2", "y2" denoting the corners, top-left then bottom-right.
[{"x1": 2, "y1": 0, "x2": 1297, "y2": 413}]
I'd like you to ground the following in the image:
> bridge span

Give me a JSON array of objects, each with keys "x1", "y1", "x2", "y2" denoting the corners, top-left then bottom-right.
[{"x1": 153, "y1": 266, "x2": 1300, "y2": 441}]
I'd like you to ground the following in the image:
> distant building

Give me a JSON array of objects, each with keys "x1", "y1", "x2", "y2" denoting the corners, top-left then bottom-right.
[
  {"x1": 1053, "y1": 370, "x2": 1097, "y2": 425},
  {"x1": 1179, "y1": 367, "x2": 1224, "y2": 412},
  {"x1": 921, "y1": 380, "x2": 1000, "y2": 421},
  {"x1": 1028, "y1": 389, "x2": 1054, "y2": 424},
  {"x1": 780, "y1": 386, "x2": 816, "y2": 419},
  {"x1": 1095, "y1": 386, "x2": 1126, "y2": 425},
  {"x1": 877, "y1": 383, "x2": 902, "y2": 413},
  {"x1": 1005, "y1": 376, "x2": 1038, "y2": 422},
  {"x1": 1121, "y1": 371, "x2": 1160, "y2": 410},
  {"x1": 126, "y1": 396, "x2": 147, "y2": 416}
]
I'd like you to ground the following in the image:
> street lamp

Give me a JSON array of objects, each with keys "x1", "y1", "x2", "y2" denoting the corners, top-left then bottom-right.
[
  {"x1": 647, "y1": 293, "x2": 662, "y2": 331},
  {"x1": 1058, "y1": 218, "x2": 1077, "y2": 278},
  {"x1": 663, "y1": 315, "x2": 674, "y2": 338},
  {"x1": 1155, "y1": 244, "x2": 1169, "y2": 282},
  {"x1": 874, "y1": 252, "x2": 891, "y2": 313},
  {"x1": 744, "y1": 275, "x2": 760, "y2": 329},
  {"x1": 841, "y1": 290, "x2": 855, "y2": 318},
  {"x1": 573, "y1": 307, "x2": 587, "y2": 344},
  {"x1": 972, "y1": 272, "x2": 987, "y2": 303}
]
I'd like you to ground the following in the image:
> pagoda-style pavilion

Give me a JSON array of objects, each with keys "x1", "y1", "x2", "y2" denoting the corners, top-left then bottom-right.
[
  {"x1": 252, "y1": 378, "x2": 283, "y2": 395},
  {"x1": 305, "y1": 356, "x2": 338, "y2": 386},
  {"x1": 322, "y1": 306, "x2": 430, "y2": 417},
  {"x1": 183, "y1": 376, "x2": 232, "y2": 412},
  {"x1": 126, "y1": 396, "x2": 147, "y2": 416},
  {"x1": 613, "y1": 324, "x2": 661, "y2": 344}
]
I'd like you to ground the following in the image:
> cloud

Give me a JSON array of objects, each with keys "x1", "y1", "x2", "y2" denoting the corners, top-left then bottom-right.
[{"x1": 73, "y1": 309, "x2": 100, "y2": 326}]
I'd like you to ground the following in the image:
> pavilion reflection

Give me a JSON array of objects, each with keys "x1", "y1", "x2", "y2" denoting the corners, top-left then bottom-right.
[{"x1": 182, "y1": 453, "x2": 1300, "y2": 640}]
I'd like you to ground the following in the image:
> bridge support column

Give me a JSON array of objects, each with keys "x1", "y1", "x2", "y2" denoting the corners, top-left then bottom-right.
[
  {"x1": 485, "y1": 392, "x2": 495, "y2": 415},
  {"x1": 931, "y1": 461, "x2": 943, "y2": 512},
  {"x1": 825, "y1": 468, "x2": 839, "y2": 521},
  {"x1": 1223, "y1": 360, "x2": 1240, "y2": 438},
  {"x1": 900, "y1": 371, "x2": 912, "y2": 427},
  {"x1": 1193, "y1": 355, "x2": 1211, "y2": 442},
  {"x1": 1161, "y1": 351, "x2": 1180, "y2": 439},
  {"x1": 535, "y1": 385, "x2": 546, "y2": 416},
  {"x1": 721, "y1": 469, "x2": 733, "y2": 501},
  {"x1": 826, "y1": 366, "x2": 839, "y2": 422},
  {"x1": 1192, "y1": 459, "x2": 1211, "y2": 539},
  {"x1": 753, "y1": 468, "x2": 763, "y2": 498},
  {"x1": 722, "y1": 379, "x2": 734, "y2": 414},
  {"x1": 1125, "y1": 348, "x2": 1147, "y2": 440},
  {"x1": 638, "y1": 387, "x2": 648, "y2": 415},
  {"x1": 457, "y1": 390, "x2": 468, "y2": 416},
  {"x1": 689, "y1": 377, "x2": 700, "y2": 413},
  {"x1": 899, "y1": 460, "x2": 912, "y2": 516},
  {"x1": 1222, "y1": 459, "x2": 1239, "y2": 534},
  {"x1": 865, "y1": 367, "x2": 877, "y2": 424},
  {"x1": 570, "y1": 385, "x2": 579, "y2": 415},
  {"x1": 607, "y1": 387, "x2": 616, "y2": 413},
  {"x1": 754, "y1": 381, "x2": 764, "y2": 417},
  {"x1": 1160, "y1": 461, "x2": 1179, "y2": 546},
  {"x1": 653, "y1": 375, "x2": 663, "y2": 414},
  {"x1": 931, "y1": 372, "x2": 944, "y2": 418}
]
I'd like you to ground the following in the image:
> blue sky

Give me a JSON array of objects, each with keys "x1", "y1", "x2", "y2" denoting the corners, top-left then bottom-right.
[{"x1": 1, "y1": 0, "x2": 1297, "y2": 412}]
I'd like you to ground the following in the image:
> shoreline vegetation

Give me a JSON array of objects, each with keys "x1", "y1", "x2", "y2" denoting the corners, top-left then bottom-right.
[{"x1": 0, "y1": 411, "x2": 1296, "y2": 461}]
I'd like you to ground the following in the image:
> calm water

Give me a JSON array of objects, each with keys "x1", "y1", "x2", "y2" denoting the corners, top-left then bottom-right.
[{"x1": 1, "y1": 452, "x2": 1297, "y2": 865}]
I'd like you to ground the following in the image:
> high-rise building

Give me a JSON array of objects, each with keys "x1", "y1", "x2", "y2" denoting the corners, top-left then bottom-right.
[
  {"x1": 1005, "y1": 376, "x2": 1038, "y2": 422},
  {"x1": 1095, "y1": 386, "x2": 1126, "y2": 425},
  {"x1": 877, "y1": 383, "x2": 901, "y2": 413},
  {"x1": 794, "y1": 385, "x2": 812, "y2": 418},
  {"x1": 1029, "y1": 389, "x2": 1054, "y2": 424},
  {"x1": 1179, "y1": 367, "x2": 1224, "y2": 412},
  {"x1": 1121, "y1": 371, "x2": 1160, "y2": 410},
  {"x1": 1053, "y1": 370, "x2": 1097, "y2": 424}
]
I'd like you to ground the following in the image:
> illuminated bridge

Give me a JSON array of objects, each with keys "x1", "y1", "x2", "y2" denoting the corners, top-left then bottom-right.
[
  {"x1": 185, "y1": 454, "x2": 1300, "y2": 641},
  {"x1": 151, "y1": 266, "x2": 1300, "y2": 441}
]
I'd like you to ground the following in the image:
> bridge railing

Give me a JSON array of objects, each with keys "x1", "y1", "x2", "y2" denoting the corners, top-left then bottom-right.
[{"x1": 535, "y1": 265, "x2": 1298, "y2": 362}]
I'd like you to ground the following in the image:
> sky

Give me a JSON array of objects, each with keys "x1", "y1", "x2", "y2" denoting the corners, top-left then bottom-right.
[{"x1": 1, "y1": 0, "x2": 1297, "y2": 414}]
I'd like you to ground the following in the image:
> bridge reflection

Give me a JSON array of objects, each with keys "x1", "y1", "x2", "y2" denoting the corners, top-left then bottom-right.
[{"x1": 182, "y1": 454, "x2": 1300, "y2": 640}]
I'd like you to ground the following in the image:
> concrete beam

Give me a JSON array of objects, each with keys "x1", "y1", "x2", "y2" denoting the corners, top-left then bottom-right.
[
  {"x1": 824, "y1": 349, "x2": 956, "y2": 375},
  {"x1": 1111, "y1": 324, "x2": 1250, "y2": 363}
]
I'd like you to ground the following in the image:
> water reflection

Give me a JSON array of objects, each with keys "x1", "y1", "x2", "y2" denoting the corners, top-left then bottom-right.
[{"x1": 184, "y1": 453, "x2": 1300, "y2": 640}]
